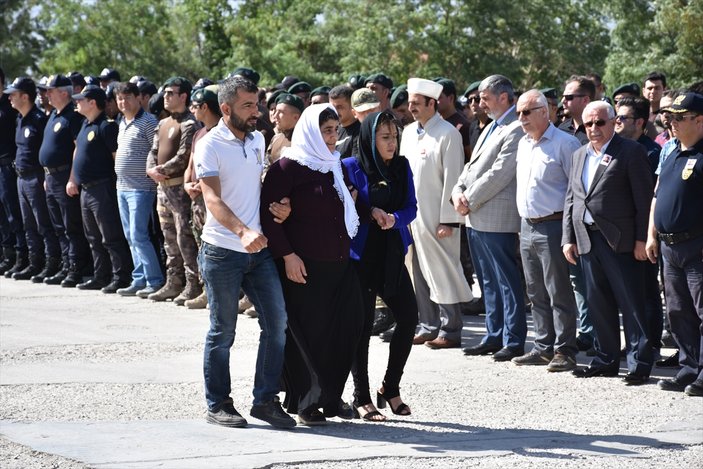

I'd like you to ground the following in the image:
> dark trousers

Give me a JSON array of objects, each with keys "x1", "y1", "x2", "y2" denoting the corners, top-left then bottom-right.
[
  {"x1": 17, "y1": 172, "x2": 60, "y2": 258},
  {"x1": 80, "y1": 181, "x2": 132, "y2": 282},
  {"x1": 0, "y1": 164, "x2": 25, "y2": 251},
  {"x1": 661, "y1": 235, "x2": 703, "y2": 382},
  {"x1": 351, "y1": 258, "x2": 418, "y2": 406},
  {"x1": 46, "y1": 170, "x2": 90, "y2": 267},
  {"x1": 579, "y1": 230, "x2": 652, "y2": 375},
  {"x1": 644, "y1": 260, "x2": 664, "y2": 352}
]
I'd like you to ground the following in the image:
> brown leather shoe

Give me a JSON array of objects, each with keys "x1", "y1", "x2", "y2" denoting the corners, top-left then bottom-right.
[
  {"x1": 412, "y1": 333, "x2": 435, "y2": 345},
  {"x1": 425, "y1": 337, "x2": 460, "y2": 349}
]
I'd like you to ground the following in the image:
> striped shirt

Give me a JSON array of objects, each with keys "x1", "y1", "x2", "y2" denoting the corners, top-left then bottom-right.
[{"x1": 116, "y1": 109, "x2": 158, "y2": 191}]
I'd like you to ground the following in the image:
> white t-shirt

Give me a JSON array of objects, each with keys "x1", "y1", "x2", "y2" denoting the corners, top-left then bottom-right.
[{"x1": 194, "y1": 119, "x2": 265, "y2": 253}]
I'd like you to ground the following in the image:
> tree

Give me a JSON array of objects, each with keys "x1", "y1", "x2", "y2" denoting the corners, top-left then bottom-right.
[
  {"x1": 604, "y1": 0, "x2": 703, "y2": 91},
  {"x1": 0, "y1": 0, "x2": 43, "y2": 78}
]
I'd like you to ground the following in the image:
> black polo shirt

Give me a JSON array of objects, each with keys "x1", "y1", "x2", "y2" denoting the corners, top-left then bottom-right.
[
  {"x1": 14, "y1": 105, "x2": 47, "y2": 171},
  {"x1": 558, "y1": 118, "x2": 588, "y2": 145},
  {"x1": 654, "y1": 138, "x2": 703, "y2": 234},
  {"x1": 636, "y1": 134, "x2": 661, "y2": 180},
  {"x1": 0, "y1": 94, "x2": 18, "y2": 160},
  {"x1": 73, "y1": 112, "x2": 118, "y2": 185},
  {"x1": 39, "y1": 104, "x2": 84, "y2": 168}
]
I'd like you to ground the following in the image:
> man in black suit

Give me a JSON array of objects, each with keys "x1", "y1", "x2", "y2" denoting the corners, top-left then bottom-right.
[{"x1": 562, "y1": 101, "x2": 655, "y2": 385}]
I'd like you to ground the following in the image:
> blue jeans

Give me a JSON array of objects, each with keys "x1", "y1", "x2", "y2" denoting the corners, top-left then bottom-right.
[
  {"x1": 199, "y1": 242, "x2": 287, "y2": 410},
  {"x1": 117, "y1": 190, "x2": 163, "y2": 288},
  {"x1": 468, "y1": 228, "x2": 526, "y2": 349}
]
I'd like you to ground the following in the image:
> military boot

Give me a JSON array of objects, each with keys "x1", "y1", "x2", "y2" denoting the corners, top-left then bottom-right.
[
  {"x1": 0, "y1": 248, "x2": 16, "y2": 275},
  {"x1": 185, "y1": 290, "x2": 208, "y2": 309},
  {"x1": 173, "y1": 278, "x2": 203, "y2": 306},
  {"x1": 61, "y1": 263, "x2": 83, "y2": 288},
  {"x1": 32, "y1": 256, "x2": 62, "y2": 283},
  {"x1": 45, "y1": 263, "x2": 69, "y2": 285},
  {"x1": 13, "y1": 254, "x2": 44, "y2": 280},
  {"x1": 147, "y1": 277, "x2": 184, "y2": 302},
  {"x1": 5, "y1": 251, "x2": 28, "y2": 278}
]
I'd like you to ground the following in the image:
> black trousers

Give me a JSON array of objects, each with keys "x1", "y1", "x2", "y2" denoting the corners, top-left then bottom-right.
[
  {"x1": 579, "y1": 230, "x2": 652, "y2": 375},
  {"x1": 45, "y1": 169, "x2": 91, "y2": 267},
  {"x1": 351, "y1": 227, "x2": 418, "y2": 406},
  {"x1": 80, "y1": 180, "x2": 132, "y2": 282}
]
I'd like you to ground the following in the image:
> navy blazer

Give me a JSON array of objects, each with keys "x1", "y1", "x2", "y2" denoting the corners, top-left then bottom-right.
[
  {"x1": 342, "y1": 157, "x2": 417, "y2": 261},
  {"x1": 563, "y1": 133, "x2": 654, "y2": 254}
]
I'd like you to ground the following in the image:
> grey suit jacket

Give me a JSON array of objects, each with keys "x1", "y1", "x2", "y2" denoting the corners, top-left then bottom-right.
[
  {"x1": 562, "y1": 133, "x2": 654, "y2": 254},
  {"x1": 452, "y1": 107, "x2": 524, "y2": 233}
]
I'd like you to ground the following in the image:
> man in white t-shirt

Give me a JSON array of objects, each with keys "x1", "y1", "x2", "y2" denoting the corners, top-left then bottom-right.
[{"x1": 194, "y1": 76, "x2": 295, "y2": 429}]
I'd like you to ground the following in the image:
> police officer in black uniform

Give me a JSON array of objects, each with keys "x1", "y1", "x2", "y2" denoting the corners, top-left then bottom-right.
[
  {"x1": 647, "y1": 92, "x2": 703, "y2": 397},
  {"x1": 37, "y1": 74, "x2": 92, "y2": 286},
  {"x1": 68, "y1": 85, "x2": 132, "y2": 293},
  {"x1": 0, "y1": 68, "x2": 28, "y2": 276},
  {"x1": 4, "y1": 77, "x2": 61, "y2": 281}
]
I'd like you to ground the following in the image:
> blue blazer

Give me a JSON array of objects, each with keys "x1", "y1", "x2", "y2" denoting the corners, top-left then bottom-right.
[{"x1": 342, "y1": 157, "x2": 417, "y2": 261}]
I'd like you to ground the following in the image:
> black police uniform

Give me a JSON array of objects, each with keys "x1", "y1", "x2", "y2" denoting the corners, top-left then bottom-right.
[
  {"x1": 558, "y1": 118, "x2": 588, "y2": 145},
  {"x1": 0, "y1": 92, "x2": 27, "y2": 274},
  {"x1": 39, "y1": 103, "x2": 92, "y2": 282},
  {"x1": 73, "y1": 112, "x2": 132, "y2": 287},
  {"x1": 14, "y1": 105, "x2": 61, "y2": 275},
  {"x1": 654, "y1": 138, "x2": 703, "y2": 386}
]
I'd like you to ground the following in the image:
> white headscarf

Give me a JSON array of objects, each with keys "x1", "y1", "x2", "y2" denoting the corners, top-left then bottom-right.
[{"x1": 281, "y1": 103, "x2": 359, "y2": 238}]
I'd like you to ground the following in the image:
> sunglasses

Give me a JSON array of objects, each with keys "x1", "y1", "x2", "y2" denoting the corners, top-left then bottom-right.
[
  {"x1": 517, "y1": 106, "x2": 544, "y2": 117},
  {"x1": 563, "y1": 94, "x2": 586, "y2": 101},
  {"x1": 615, "y1": 115, "x2": 635, "y2": 123},
  {"x1": 467, "y1": 96, "x2": 480, "y2": 103},
  {"x1": 583, "y1": 119, "x2": 609, "y2": 128},
  {"x1": 671, "y1": 113, "x2": 699, "y2": 122}
]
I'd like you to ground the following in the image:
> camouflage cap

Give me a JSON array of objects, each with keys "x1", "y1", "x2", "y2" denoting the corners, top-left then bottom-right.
[{"x1": 351, "y1": 88, "x2": 380, "y2": 112}]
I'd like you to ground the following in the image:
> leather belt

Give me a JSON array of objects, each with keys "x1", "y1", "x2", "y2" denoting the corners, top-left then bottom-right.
[
  {"x1": 81, "y1": 177, "x2": 112, "y2": 190},
  {"x1": 44, "y1": 164, "x2": 71, "y2": 175},
  {"x1": 159, "y1": 176, "x2": 184, "y2": 187},
  {"x1": 14, "y1": 166, "x2": 43, "y2": 178},
  {"x1": 659, "y1": 225, "x2": 703, "y2": 246},
  {"x1": 586, "y1": 223, "x2": 600, "y2": 232},
  {"x1": 527, "y1": 211, "x2": 563, "y2": 224}
]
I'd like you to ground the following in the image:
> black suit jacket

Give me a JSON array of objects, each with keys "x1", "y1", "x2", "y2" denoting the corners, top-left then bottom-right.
[{"x1": 562, "y1": 133, "x2": 654, "y2": 254}]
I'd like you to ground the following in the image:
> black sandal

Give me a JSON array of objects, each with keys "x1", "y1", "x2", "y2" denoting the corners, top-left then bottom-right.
[
  {"x1": 377, "y1": 390, "x2": 411, "y2": 416},
  {"x1": 352, "y1": 403, "x2": 387, "y2": 422}
]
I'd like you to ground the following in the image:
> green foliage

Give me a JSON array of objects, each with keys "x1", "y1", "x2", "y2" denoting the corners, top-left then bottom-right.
[
  {"x1": 0, "y1": 0, "x2": 43, "y2": 78},
  {"x1": 604, "y1": 0, "x2": 703, "y2": 91},
  {"x1": 2, "y1": 0, "x2": 700, "y2": 94}
]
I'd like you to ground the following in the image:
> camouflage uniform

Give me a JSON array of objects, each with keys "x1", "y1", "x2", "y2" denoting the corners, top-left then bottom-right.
[{"x1": 146, "y1": 107, "x2": 202, "y2": 302}]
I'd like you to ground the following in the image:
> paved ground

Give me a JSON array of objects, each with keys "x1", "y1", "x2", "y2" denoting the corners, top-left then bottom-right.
[{"x1": 1, "y1": 277, "x2": 701, "y2": 468}]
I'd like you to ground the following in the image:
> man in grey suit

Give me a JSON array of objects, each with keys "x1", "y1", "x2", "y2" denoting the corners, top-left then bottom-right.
[
  {"x1": 452, "y1": 75, "x2": 527, "y2": 362},
  {"x1": 563, "y1": 101, "x2": 654, "y2": 384}
]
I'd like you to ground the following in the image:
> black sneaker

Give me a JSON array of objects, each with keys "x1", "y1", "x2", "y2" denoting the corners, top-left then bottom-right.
[
  {"x1": 297, "y1": 407, "x2": 327, "y2": 426},
  {"x1": 250, "y1": 398, "x2": 296, "y2": 429},
  {"x1": 206, "y1": 400, "x2": 248, "y2": 428}
]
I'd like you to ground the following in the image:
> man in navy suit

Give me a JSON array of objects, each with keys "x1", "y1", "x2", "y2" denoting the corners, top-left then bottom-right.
[{"x1": 562, "y1": 101, "x2": 654, "y2": 384}]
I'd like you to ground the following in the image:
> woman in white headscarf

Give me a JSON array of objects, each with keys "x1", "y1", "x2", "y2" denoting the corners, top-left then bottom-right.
[{"x1": 261, "y1": 104, "x2": 365, "y2": 426}]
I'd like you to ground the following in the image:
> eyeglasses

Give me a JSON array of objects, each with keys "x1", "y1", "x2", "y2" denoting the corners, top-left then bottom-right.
[
  {"x1": 563, "y1": 94, "x2": 586, "y2": 101},
  {"x1": 583, "y1": 119, "x2": 609, "y2": 128},
  {"x1": 615, "y1": 115, "x2": 635, "y2": 123},
  {"x1": 190, "y1": 102, "x2": 203, "y2": 109},
  {"x1": 671, "y1": 113, "x2": 699, "y2": 122},
  {"x1": 517, "y1": 106, "x2": 544, "y2": 117},
  {"x1": 467, "y1": 96, "x2": 480, "y2": 103}
]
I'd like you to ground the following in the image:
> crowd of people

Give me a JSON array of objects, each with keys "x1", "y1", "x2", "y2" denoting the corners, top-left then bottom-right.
[{"x1": 1, "y1": 64, "x2": 702, "y2": 430}]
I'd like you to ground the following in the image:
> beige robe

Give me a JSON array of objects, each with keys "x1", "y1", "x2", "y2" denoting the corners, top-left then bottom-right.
[{"x1": 400, "y1": 113, "x2": 472, "y2": 304}]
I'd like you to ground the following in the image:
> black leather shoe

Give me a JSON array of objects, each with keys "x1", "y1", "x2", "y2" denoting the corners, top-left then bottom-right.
[
  {"x1": 463, "y1": 342, "x2": 502, "y2": 356},
  {"x1": 77, "y1": 278, "x2": 108, "y2": 290},
  {"x1": 623, "y1": 372, "x2": 649, "y2": 385},
  {"x1": 572, "y1": 364, "x2": 619, "y2": 378},
  {"x1": 656, "y1": 351, "x2": 680, "y2": 368},
  {"x1": 492, "y1": 346, "x2": 524, "y2": 362},
  {"x1": 658, "y1": 377, "x2": 693, "y2": 392},
  {"x1": 684, "y1": 380, "x2": 703, "y2": 397},
  {"x1": 101, "y1": 279, "x2": 130, "y2": 294},
  {"x1": 44, "y1": 270, "x2": 67, "y2": 285}
]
